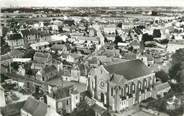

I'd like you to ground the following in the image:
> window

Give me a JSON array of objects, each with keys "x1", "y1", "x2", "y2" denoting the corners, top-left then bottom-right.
[
  {"x1": 111, "y1": 87, "x2": 113, "y2": 96},
  {"x1": 138, "y1": 81, "x2": 142, "y2": 89},
  {"x1": 121, "y1": 88, "x2": 124, "y2": 96},
  {"x1": 144, "y1": 79, "x2": 147, "y2": 88},
  {"x1": 76, "y1": 96, "x2": 78, "y2": 100},
  {"x1": 66, "y1": 100, "x2": 69, "y2": 105},
  {"x1": 125, "y1": 85, "x2": 129, "y2": 94},
  {"x1": 132, "y1": 83, "x2": 135, "y2": 91}
]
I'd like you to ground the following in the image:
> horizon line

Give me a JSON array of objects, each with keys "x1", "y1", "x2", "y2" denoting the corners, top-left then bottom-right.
[{"x1": 1, "y1": 0, "x2": 184, "y2": 8}]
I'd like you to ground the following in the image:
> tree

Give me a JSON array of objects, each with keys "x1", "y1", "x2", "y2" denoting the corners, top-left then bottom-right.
[
  {"x1": 153, "y1": 29, "x2": 161, "y2": 38},
  {"x1": 171, "y1": 48, "x2": 184, "y2": 65},
  {"x1": 2, "y1": 26, "x2": 9, "y2": 37},
  {"x1": 155, "y1": 70, "x2": 169, "y2": 82},
  {"x1": 23, "y1": 47, "x2": 35, "y2": 60},
  {"x1": 169, "y1": 48, "x2": 184, "y2": 92},
  {"x1": 169, "y1": 48, "x2": 184, "y2": 82},
  {"x1": 114, "y1": 35, "x2": 122, "y2": 44},
  {"x1": 11, "y1": 62, "x2": 19, "y2": 71},
  {"x1": 142, "y1": 33, "x2": 154, "y2": 43},
  {"x1": 117, "y1": 23, "x2": 122, "y2": 28},
  {"x1": 70, "y1": 100, "x2": 95, "y2": 116},
  {"x1": 1, "y1": 37, "x2": 11, "y2": 55}
]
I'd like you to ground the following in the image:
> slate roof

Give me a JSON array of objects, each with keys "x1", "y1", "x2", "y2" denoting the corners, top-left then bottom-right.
[
  {"x1": 20, "y1": 29, "x2": 30, "y2": 37},
  {"x1": 33, "y1": 52, "x2": 51, "y2": 63},
  {"x1": 53, "y1": 85, "x2": 74, "y2": 99},
  {"x1": 51, "y1": 44, "x2": 67, "y2": 50},
  {"x1": 130, "y1": 39, "x2": 140, "y2": 47},
  {"x1": 110, "y1": 74, "x2": 127, "y2": 85},
  {"x1": 8, "y1": 33, "x2": 23, "y2": 40},
  {"x1": 22, "y1": 97, "x2": 47, "y2": 116},
  {"x1": 91, "y1": 104, "x2": 106, "y2": 115},
  {"x1": 104, "y1": 59, "x2": 152, "y2": 80}
]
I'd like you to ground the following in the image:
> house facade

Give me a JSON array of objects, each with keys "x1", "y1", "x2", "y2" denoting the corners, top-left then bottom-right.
[
  {"x1": 6, "y1": 32, "x2": 25, "y2": 49},
  {"x1": 31, "y1": 52, "x2": 52, "y2": 70},
  {"x1": 36, "y1": 65, "x2": 58, "y2": 81},
  {"x1": 47, "y1": 86, "x2": 80, "y2": 114}
]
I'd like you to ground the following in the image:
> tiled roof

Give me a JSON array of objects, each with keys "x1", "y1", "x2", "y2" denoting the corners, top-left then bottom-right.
[
  {"x1": 47, "y1": 79, "x2": 87, "y2": 93},
  {"x1": 69, "y1": 53, "x2": 83, "y2": 59},
  {"x1": 22, "y1": 97, "x2": 39, "y2": 114},
  {"x1": 0, "y1": 54, "x2": 12, "y2": 61},
  {"x1": 88, "y1": 57, "x2": 98, "y2": 65},
  {"x1": 122, "y1": 52, "x2": 137, "y2": 60},
  {"x1": 10, "y1": 49, "x2": 25, "y2": 57},
  {"x1": 22, "y1": 97, "x2": 47, "y2": 116},
  {"x1": 33, "y1": 102, "x2": 47, "y2": 116},
  {"x1": 34, "y1": 52, "x2": 50, "y2": 58},
  {"x1": 43, "y1": 65, "x2": 57, "y2": 73},
  {"x1": 104, "y1": 59, "x2": 152, "y2": 80},
  {"x1": 130, "y1": 39, "x2": 140, "y2": 46},
  {"x1": 155, "y1": 82, "x2": 170, "y2": 92},
  {"x1": 71, "y1": 36, "x2": 99, "y2": 41}
]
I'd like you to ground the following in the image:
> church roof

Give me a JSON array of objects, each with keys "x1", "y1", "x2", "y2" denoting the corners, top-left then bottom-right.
[{"x1": 104, "y1": 59, "x2": 152, "y2": 80}]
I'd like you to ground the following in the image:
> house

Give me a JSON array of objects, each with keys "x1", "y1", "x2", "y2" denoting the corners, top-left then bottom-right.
[
  {"x1": 154, "y1": 82, "x2": 171, "y2": 98},
  {"x1": 71, "y1": 36, "x2": 100, "y2": 44},
  {"x1": 48, "y1": 24, "x2": 59, "y2": 33},
  {"x1": 88, "y1": 59, "x2": 156, "y2": 112},
  {"x1": 87, "y1": 27, "x2": 97, "y2": 37},
  {"x1": 65, "y1": 53, "x2": 83, "y2": 63},
  {"x1": 36, "y1": 65, "x2": 58, "y2": 81},
  {"x1": 130, "y1": 39, "x2": 140, "y2": 50},
  {"x1": 91, "y1": 104, "x2": 107, "y2": 116},
  {"x1": 21, "y1": 97, "x2": 60, "y2": 116},
  {"x1": 105, "y1": 34, "x2": 116, "y2": 42},
  {"x1": 1, "y1": 101, "x2": 25, "y2": 116},
  {"x1": 20, "y1": 29, "x2": 38, "y2": 44},
  {"x1": 101, "y1": 49, "x2": 122, "y2": 58},
  {"x1": 10, "y1": 49, "x2": 25, "y2": 58},
  {"x1": 49, "y1": 34, "x2": 68, "y2": 44},
  {"x1": 6, "y1": 32, "x2": 25, "y2": 49},
  {"x1": 84, "y1": 96, "x2": 108, "y2": 116},
  {"x1": 31, "y1": 52, "x2": 52, "y2": 70},
  {"x1": 102, "y1": 24, "x2": 116, "y2": 35},
  {"x1": 51, "y1": 44, "x2": 68, "y2": 54},
  {"x1": 30, "y1": 41, "x2": 50, "y2": 51},
  {"x1": 47, "y1": 85, "x2": 80, "y2": 114},
  {"x1": 17, "y1": 65, "x2": 26, "y2": 76},
  {"x1": 166, "y1": 41, "x2": 184, "y2": 53},
  {"x1": 166, "y1": 96, "x2": 181, "y2": 110},
  {"x1": 62, "y1": 25, "x2": 71, "y2": 32},
  {"x1": 0, "y1": 85, "x2": 6, "y2": 107}
]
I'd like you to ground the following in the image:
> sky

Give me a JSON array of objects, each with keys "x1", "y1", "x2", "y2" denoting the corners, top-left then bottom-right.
[{"x1": 1, "y1": 0, "x2": 184, "y2": 7}]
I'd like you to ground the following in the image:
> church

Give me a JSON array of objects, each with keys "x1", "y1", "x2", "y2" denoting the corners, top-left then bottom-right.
[{"x1": 88, "y1": 59, "x2": 156, "y2": 112}]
